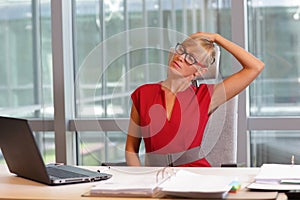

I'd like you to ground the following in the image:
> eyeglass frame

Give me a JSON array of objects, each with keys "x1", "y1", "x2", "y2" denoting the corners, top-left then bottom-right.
[{"x1": 174, "y1": 43, "x2": 215, "y2": 69}]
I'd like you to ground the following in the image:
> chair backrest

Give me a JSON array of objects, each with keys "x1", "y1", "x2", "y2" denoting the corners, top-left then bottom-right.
[{"x1": 202, "y1": 96, "x2": 238, "y2": 167}]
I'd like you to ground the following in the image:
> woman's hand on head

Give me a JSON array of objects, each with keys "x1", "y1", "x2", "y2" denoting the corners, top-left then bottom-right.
[{"x1": 190, "y1": 32, "x2": 220, "y2": 43}]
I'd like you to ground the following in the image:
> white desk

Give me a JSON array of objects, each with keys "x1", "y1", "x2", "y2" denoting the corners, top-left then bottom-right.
[{"x1": 0, "y1": 164, "x2": 287, "y2": 200}]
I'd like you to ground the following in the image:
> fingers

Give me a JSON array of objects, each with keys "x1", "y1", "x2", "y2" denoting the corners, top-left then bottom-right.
[{"x1": 190, "y1": 32, "x2": 216, "y2": 43}]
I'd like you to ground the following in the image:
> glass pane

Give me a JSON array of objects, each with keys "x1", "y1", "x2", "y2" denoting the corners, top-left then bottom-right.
[
  {"x1": 77, "y1": 131, "x2": 131, "y2": 165},
  {"x1": 73, "y1": 0, "x2": 232, "y2": 164},
  {"x1": 74, "y1": 0, "x2": 230, "y2": 119},
  {"x1": 248, "y1": 0, "x2": 300, "y2": 116},
  {"x1": 0, "y1": 150, "x2": 4, "y2": 164},
  {"x1": 0, "y1": 131, "x2": 55, "y2": 164},
  {"x1": 33, "y1": 132, "x2": 56, "y2": 163},
  {"x1": 216, "y1": 0, "x2": 233, "y2": 77},
  {"x1": 0, "y1": 1, "x2": 53, "y2": 164},
  {"x1": 0, "y1": 0, "x2": 53, "y2": 118},
  {"x1": 250, "y1": 130, "x2": 300, "y2": 167}
]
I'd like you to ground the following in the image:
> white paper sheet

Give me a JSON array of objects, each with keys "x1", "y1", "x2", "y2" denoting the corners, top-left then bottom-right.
[{"x1": 89, "y1": 169, "x2": 234, "y2": 198}]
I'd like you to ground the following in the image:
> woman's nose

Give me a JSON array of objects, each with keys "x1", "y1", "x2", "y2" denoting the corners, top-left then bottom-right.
[{"x1": 175, "y1": 53, "x2": 185, "y2": 62}]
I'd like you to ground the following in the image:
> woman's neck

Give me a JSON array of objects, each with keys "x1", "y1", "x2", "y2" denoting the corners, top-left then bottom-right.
[{"x1": 161, "y1": 77, "x2": 191, "y2": 94}]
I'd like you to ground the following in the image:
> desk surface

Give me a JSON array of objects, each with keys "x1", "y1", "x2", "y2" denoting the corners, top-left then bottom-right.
[{"x1": 0, "y1": 164, "x2": 287, "y2": 200}]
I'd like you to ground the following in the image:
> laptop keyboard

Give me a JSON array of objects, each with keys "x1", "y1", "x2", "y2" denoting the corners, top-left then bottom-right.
[{"x1": 46, "y1": 167, "x2": 88, "y2": 179}]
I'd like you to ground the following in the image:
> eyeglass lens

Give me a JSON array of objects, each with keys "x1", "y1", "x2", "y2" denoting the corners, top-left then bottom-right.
[{"x1": 175, "y1": 43, "x2": 197, "y2": 65}]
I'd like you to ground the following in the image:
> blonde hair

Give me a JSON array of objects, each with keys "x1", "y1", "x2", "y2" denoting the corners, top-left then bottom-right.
[{"x1": 182, "y1": 35, "x2": 216, "y2": 68}]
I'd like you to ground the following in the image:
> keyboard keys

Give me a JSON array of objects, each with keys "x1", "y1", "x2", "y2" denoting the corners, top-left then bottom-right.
[{"x1": 46, "y1": 167, "x2": 88, "y2": 179}]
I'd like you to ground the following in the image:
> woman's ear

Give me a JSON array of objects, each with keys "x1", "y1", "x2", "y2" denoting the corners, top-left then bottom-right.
[
  {"x1": 194, "y1": 71, "x2": 201, "y2": 77},
  {"x1": 194, "y1": 68, "x2": 208, "y2": 77},
  {"x1": 200, "y1": 68, "x2": 208, "y2": 74}
]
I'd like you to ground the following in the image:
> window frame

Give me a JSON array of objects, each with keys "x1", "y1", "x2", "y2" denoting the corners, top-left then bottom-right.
[{"x1": 23, "y1": 0, "x2": 300, "y2": 167}]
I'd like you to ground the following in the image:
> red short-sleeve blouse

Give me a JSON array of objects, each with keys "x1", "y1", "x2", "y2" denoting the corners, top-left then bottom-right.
[{"x1": 131, "y1": 82, "x2": 214, "y2": 167}]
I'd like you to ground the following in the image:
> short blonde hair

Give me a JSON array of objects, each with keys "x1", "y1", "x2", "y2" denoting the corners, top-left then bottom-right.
[{"x1": 182, "y1": 35, "x2": 216, "y2": 68}]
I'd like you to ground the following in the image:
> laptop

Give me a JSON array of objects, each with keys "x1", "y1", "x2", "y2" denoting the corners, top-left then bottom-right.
[{"x1": 0, "y1": 116, "x2": 112, "y2": 185}]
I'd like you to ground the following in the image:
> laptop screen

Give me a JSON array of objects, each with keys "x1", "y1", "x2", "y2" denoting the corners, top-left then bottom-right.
[
  {"x1": 0, "y1": 116, "x2": 112, "y2": 185},
  {"x1": 0, "y1": 116, "x2": 51, "y2": 183}
]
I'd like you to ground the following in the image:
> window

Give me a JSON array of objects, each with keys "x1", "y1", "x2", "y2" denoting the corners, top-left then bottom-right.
[
  {"x1": 0, "y1": 0, "x2": 54, "y2": 163},
  {"x1": 0, "y1": 0, "x2": 53, "y2": 118},
  {"x1": 248, "y1": 0, "x2": 300, "y2": 116},
  {"x1": 248, "y1": 0, "x2": 300, "y2": 166},
  {"x1": 73, "y1": 0, "x2": 231, "y2": 165},
  {"x1": 251, "y1": 131, "x2": 300, "y2": 166},
  {"x1": 4, "y1": 0, "x2": 296, "y2": 167}
]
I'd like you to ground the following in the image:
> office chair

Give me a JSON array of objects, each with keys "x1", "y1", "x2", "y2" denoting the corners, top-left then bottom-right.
[
  {"x1": 192, "y1": 44, "x2": 238, "y2": 167},
  {"x1": 202, "y1": 96, "x2": 238, "y2": 167}
]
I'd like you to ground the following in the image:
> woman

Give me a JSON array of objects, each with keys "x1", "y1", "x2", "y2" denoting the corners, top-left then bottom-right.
[{"x1": 125, "y1": 32, "x2": 264, "y2": 167}]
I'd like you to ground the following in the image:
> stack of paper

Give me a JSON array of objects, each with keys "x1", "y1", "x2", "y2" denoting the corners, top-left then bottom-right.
[
  {"x1": 89, "y1": 170, "x2": 163, "y2": 197},
  {"x1": 247, "y1": 164, "x2": 300, "y2": 190},
  {"x1": 88, "y1": 169, "x2": 234, "y2": 198},
  {"x1": 158, "y1": 170, "x2": 233, "y2": 199}
]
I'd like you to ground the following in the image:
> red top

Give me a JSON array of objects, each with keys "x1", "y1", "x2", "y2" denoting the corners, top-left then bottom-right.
[{"x1": 131, "y1": 82, "x2": 214, "y2": 167}]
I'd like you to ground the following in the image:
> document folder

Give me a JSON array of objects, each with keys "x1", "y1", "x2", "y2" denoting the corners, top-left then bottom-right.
[{"x1": 86, "y1": 168, "x2": 233, "y2": 199}]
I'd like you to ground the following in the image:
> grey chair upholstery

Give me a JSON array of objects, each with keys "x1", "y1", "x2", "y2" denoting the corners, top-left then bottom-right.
[
  {"x1": 193, "y1": 45, "x2": 238, "y2": 167},
  {"x1": 203, "y1": 96, "x2": 238, "y2": 167}
]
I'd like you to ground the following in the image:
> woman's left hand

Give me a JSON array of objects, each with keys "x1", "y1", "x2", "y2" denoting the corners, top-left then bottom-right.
[{"x1": 190, "y1": 32, "x2": 219, "y2": 43}]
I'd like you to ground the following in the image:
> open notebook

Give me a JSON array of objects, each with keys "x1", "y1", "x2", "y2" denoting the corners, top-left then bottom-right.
[
  {"x1": 0, "y1": 116, "x2": 112, "y2": 185},
  {"x1": 85, "y1": 168, "x2": 234, "y2": 199}
]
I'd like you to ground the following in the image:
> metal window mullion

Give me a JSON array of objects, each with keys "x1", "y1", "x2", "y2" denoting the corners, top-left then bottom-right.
[
  {"x1": 216, "y1": 0, "x2": 221, "y2": 33},
  {"x1": 200, "y1": 0, "x2": 206, "y2": 31},
  {"x1": 51, "y1": 0, "x2": 75, "y2": 165},
  {"x1": 143, "y1": 0, "x2": 150, "y2": 82},
  {"x1": 124, "y1": 0, "x2": 130, "y2": 90},
  {"x1": 4, "y1": 17, "x2": 13, "y2": 107},
  {"x1": 67, "y1": 117, "x2": 300, "y2": 133},
  {"x1": 255, "y1": 7, "x2": 264, "y2": 114},
  {"x1": 69, "y1": 119, "x2": 129, "y2": 132},
  {"x1": 119, "y1": 1, "x2": 127, "y2": 128},
  {"x1": 183, "y1": 0, "x2": 187, "y2": 34},
  {"x1": 248, "y1": 117, "x2": 300, "y2": 130},
  {"x1": 231, "y1": 0, "x2": 248, "y2": 166},
  {"x1": 171, "y1": 0, "x2": 176, "y2": 30},
  {"x1": 32, "y1": 0, "x2": 42, "y2": 117},
  {"x1": 191, "y1": 0, "x2": 197, "y2": 33},
  {"x1": 31, "y1": 0, "x2": 44, "y2": 156},
  {"x1": 158, "y1": 0, "x2": 165, "y2": 79},
  {"x1": 71, "y1": 0, "x2": 81, "y2": 166},
  {"x1": 100, "y1": 0, "x2": 109, "y2": 162}
]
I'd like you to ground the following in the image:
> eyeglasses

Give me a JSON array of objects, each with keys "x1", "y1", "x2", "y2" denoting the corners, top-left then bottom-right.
[
  {"x1": 175, "y1": 43, "x2": 201, "y2": 67},
  {"x1": 175, "y1": 43, "x2": 213, "y2": 69}
]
